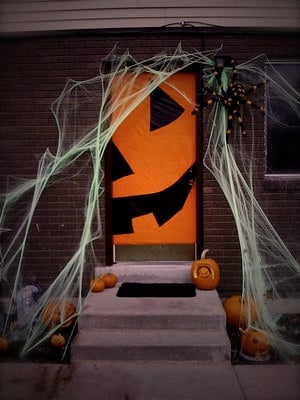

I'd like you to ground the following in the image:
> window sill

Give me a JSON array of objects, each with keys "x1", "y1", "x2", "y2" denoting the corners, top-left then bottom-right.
[{"x1": 265, "y1": 174, "x2": 300, "y2": 191}]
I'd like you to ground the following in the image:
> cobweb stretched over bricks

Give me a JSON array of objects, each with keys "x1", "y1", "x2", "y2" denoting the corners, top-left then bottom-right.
[{"x1": 0, "y1": 45, "x2": 299, "y2": 361}]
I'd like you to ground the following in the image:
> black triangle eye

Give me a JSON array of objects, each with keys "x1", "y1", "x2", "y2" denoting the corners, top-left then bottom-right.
[
  {"x1": 111, "y1": 141, "x2": 134, "y2": 182},
  {"x1": 150, "y1": 86, "x2": 185, "y2": 131}
]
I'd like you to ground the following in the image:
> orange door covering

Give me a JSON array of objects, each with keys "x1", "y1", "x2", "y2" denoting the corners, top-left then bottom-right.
[{"x1": 111, "y1": 72, "x2": 197, "y2": 245}]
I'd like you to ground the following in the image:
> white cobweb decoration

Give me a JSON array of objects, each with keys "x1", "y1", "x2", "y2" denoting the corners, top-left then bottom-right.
[
  {"x1": 202, "y1": 55, "x2": 300, "y2": 361},
  {"x1": 0, "y1": 45, "x2": 299, "y2": 361}
]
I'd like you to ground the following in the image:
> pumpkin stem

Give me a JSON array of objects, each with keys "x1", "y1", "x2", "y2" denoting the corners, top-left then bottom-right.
[{"x1": 200, "y1": 249, "x2": 209, "y2": 260}]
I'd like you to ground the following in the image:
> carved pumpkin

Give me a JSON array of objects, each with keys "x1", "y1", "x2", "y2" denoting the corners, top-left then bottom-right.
[
  {"x1": 90, "y1": 278, "x2": 105, "y2": 292},
  {"x1": 102, "y1": 273, "x2": 118, "y2": 288},
  {"x1": 240, "y1": 328, "x2": 270, "y2": 360},
  {"x1": 223, "y1": 295, "x2": 258, "y2": 328},
  {"x1": 0, "y1": 336, "x2": 9, "y2": 352},
  {"x1": 50, "y1": 333, "x2": 66, "y2": 348},
  {"x1": 191, "y1": 249, "x2": 220, "y2": 290},
  {"x1": 41, "y1": 300, "x2": 76, "y2": 329}
]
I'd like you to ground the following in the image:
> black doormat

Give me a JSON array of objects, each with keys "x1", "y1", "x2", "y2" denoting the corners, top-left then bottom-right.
[{"x1": 116, "y1": 282, "x2": 196, "y2": 298}]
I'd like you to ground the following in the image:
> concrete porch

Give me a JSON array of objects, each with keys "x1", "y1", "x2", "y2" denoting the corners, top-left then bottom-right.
[{"x1": 72, "y1": 262, "x2": 231, "y2": 363}]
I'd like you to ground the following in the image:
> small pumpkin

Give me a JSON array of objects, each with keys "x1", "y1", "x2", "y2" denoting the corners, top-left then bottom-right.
[
  {"x1": 50, "y1": 333, "x2": 66, "y2": 348},
  {"x1": 41, "y1": 300, "x2": 76, "y2": 329},
  {"x1": 240, "y1": 328, "x2": 270, "y2": 359},
  {"x1": 191, "y1": 249, "x2": 220, "y2": 290},
  {"x1": 0, "y1": 336, "x2": 9, "y2": 352},
  {"x1": 90, "y1": 278, "x2": 105, "y2": 292},
  {"x1": 223, "y1": 295, "x2": 258, "y2": 328},
  {"x1": 102, "y1": 273, "x2": 118, "y2": 288}
]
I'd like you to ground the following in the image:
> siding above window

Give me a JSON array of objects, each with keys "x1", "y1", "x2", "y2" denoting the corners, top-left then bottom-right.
[{"x1": 0, "y1": 0, "x2": 299, "y2": 34}]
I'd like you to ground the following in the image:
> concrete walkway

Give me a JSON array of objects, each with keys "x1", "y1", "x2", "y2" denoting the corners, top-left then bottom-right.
[
  {"x1": 0, "y1": 360, "x2": 299, "y2": 400},
  {"x1": 1, "y1": 264, "x2": 299, "y2": 399}
]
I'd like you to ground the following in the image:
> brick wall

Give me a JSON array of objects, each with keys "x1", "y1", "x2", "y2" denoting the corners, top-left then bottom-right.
[{"x1": 0, "y1": 29, "x2": 299, "y2": 295}]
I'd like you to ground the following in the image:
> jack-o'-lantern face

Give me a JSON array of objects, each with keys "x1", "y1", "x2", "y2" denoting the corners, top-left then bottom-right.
[
  {"x1": 41, "y1": 300, "x2": 76, "y2": 329},
  {"x1": 111, "y1": 72, "x2": 197, "y2": 245},
  {"x1": 251, "y1": 336, "x2": 270, "y2": 356},
  {"x1": 50, "y1": 333, "x2": 66, "y2": 348},
  {"x1": 256, "y1": 342, "x2": 269, "y2": 356},
  {"x1": 240, "y1": 328, "x2": 270, "y2": 359},
  {"x1": 198, "y1": 266, "x2": 211, "y2": 279},
  {"x1": 191, "y1": 251, "x2": 221, "y2": 290}
]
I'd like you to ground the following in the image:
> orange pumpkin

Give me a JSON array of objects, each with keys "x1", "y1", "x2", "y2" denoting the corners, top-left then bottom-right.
[
  {"x1": 41, "y1": 300, "x2": 76, "y2": 329},
  {"x1": 90, "y1": 278, "x2": 105, "y2": 292},
  {"x1": 102, "y1": 273, "x2": 118, "y2": 288},
  {"x1": 223, "y1": 295, "x2": 258, "y2": 328},
  {"x1": 0, "y1": 336, "x2": 9, "y2": 352},
  {"x1": 240, "y1": 328, "x2": 270, "y2": 359},
  {"x1": 191, "y1": 249, "x2": 220, "y2": 290},
  {"x1": 50, "y1": 333, "x2": 66, "y2": 348}
]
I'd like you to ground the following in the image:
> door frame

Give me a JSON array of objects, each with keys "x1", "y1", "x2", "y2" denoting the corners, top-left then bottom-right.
[{"x1": 105, "y1": 66, "x2": 204, "y2": 265}]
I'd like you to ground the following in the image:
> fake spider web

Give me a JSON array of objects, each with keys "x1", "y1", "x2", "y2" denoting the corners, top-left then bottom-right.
[{"x1": 0, "y1": 45, "x2": 299, "y2": 362}]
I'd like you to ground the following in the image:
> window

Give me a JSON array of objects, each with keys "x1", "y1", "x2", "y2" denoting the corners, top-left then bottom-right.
[{"x1": 266, "y1": 62, "x2": 300, "y2": 175}]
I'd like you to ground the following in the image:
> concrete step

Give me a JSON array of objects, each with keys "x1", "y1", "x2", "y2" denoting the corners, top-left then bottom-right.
[
  {"x1": 95, "y1": 262, "x2": 193, "y2": 283},
  {"x1": 72, "y1": 328, "x2": 231, "y2": 362},
  {"x1": 78, "y1": 287, "x2": 226, "y2": 330},
  {"x1": 72, "y1": 263, "x2": 230, "y2": 363}
]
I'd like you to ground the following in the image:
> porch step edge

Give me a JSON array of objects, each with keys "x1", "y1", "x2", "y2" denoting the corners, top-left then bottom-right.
[{"x1": 72, "y1": 329, "x2": 231, "y2": 362}]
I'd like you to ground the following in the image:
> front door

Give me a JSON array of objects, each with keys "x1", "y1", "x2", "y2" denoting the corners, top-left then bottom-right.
[{"x1": 110, "y1": 72, "x2": 199, "y2": 261}]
